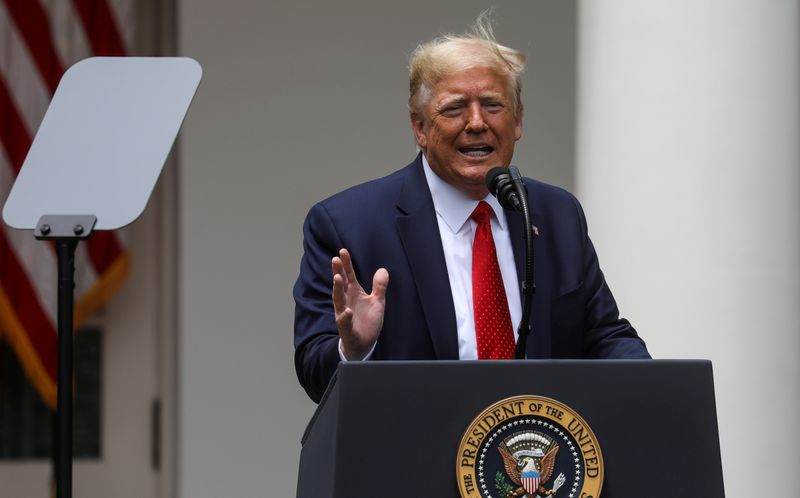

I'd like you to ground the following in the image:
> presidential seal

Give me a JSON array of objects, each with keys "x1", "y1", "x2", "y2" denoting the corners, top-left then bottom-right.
[{"x1": 456, "y1": 396, "x2": 603, "y2": 498}]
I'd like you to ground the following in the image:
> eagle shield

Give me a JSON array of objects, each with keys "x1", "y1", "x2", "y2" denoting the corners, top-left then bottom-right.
[{"x1": 521, "y1": 469, "x2": 541, "y2": 495}]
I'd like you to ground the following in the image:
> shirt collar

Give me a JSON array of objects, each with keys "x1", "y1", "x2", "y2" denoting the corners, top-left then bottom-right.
[{"x1": 422, "y1": 154, "x2": 507, "y2": 234}]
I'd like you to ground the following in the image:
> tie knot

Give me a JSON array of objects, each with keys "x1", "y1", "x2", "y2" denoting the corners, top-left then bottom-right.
[{"x1": 470, "y1": 201, "x2": 493, "y2": 225}]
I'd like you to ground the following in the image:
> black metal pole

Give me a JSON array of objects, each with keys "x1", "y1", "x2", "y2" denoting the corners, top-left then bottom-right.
[
  {"x1": 56, "y1": 239, "x2": 77, "y2": 498},
  {"x1": 34, "y1": 216, "x2": 95, "y2": 498},
  {"x1": 509, "y1": 168, "x2": 536, "y2": 360}
]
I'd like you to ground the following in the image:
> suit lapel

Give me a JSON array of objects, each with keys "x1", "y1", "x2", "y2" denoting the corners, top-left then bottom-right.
[{"x1": 395, "y1": 156, "x2": 459, "y2": 360}]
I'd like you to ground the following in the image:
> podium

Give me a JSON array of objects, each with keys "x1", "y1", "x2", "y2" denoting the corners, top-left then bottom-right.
[{"x1": 297, "y1": 360, "x2": 724, "y2": 498}]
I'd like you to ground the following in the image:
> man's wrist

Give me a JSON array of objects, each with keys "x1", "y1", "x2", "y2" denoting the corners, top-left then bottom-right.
[{"x1": 338, "y1": 338, "x2": 377, "y2": 362}]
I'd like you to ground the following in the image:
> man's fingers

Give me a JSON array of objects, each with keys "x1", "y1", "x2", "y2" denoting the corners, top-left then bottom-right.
[
  {"x1": 336, "y1": 307, "x2": 353, "y2": 334},
  {"x1": 339, "y1": 248, "x2": 358, "y2": 284},
  {"x1": 371, "y1": 268, "x2": 389, "y2": 300},
  {"x1": 331, "y1": 256, "x2": 348, "y2": 288},
  {"x1": 332, "y1": 273, "x2": 347, "y2": 314}
]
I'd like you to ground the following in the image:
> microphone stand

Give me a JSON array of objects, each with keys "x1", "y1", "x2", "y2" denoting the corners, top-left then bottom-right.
[{"x1": 509, "y1": 167, "x2": 537, "y2": 359}]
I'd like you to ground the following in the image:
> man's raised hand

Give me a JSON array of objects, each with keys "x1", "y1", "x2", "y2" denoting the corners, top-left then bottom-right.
[{"x1": 331, "y1": 248, "x2": 389, "y2": 360}]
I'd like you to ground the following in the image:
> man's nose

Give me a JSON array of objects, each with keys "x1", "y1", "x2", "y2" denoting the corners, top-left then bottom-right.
[{"x1": 465, "y1": 103, "x2": 488, "y2": 132}]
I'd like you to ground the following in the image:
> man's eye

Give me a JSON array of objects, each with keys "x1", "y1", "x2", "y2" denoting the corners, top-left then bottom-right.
[
  {"x1": 484, "y1": 102, "x2": 503, "y2": 112},
  {"x1": 440, "y1": 106, "x2": 463, "y2": 117}
]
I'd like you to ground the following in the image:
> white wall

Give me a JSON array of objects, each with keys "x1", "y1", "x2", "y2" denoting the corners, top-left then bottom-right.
[{"x1": 177, "y1": 2, "x2": 576, "y2": 497}]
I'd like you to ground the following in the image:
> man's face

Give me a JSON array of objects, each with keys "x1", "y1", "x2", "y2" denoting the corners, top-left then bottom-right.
[{"x1": 411, "y1": 66, "x2": 523, "y2": 199}]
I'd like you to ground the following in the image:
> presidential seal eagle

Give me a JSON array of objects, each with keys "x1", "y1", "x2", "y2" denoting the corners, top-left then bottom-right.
[{"x1": 498, "y1": 431, "x2": 566, "y2": 498}]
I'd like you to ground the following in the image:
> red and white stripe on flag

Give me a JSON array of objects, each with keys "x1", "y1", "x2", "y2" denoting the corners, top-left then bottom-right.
[
  {"x1": 0, "y1": 0, "x2": 135, "y2": 409},
  {"x1": 522, "y1": 475, "x2": 540, "y2": 495}
]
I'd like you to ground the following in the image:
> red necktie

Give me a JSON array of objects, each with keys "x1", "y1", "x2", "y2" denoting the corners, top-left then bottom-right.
[{"x1": 471, "y1": 201, "x2": 516, "y2": 359}]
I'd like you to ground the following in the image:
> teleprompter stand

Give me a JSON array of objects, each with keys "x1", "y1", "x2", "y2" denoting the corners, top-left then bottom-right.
[
  {"x1": 35, "y1": 215, "x2": 96, "y2": 498},
  {"x1": 3, "y1": 57, "x2": 202, "y2": 498}
]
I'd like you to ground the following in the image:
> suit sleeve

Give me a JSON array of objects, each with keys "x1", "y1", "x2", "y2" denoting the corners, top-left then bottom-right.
[
  {"x1": 572, "y1": 196, "x2": 651, "y2": 359},
  {"x1": 293, "y1": 202, "x2": 344, "y2": 402}
]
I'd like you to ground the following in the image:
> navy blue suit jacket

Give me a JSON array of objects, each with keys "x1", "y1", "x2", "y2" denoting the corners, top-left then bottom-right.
[{"x1": 293, "y1": 155, "x2": 649, "y2": 402}]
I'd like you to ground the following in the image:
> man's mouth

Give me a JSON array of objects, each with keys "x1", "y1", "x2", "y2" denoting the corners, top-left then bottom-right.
[{"x1": 459, "y1": 145, "x2": 494, "y2": 157}]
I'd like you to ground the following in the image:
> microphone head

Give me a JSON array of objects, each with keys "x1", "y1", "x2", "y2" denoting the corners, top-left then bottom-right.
[
  {"x1": 485, "y1": 167, "x2": 508, "y2": 196},
  {"x1": 485, "y1": 166, "x2": 520, "y2": 211}
]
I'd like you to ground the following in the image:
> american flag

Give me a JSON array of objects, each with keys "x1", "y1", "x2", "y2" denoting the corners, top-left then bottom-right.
[{"x1": 0, "y1": 0, "x2": 135, "y2": 409}]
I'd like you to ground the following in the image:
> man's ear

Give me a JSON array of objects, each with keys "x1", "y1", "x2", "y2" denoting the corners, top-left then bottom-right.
[
  {"x1": 514, "y1": 110, "x2": 523, "y2": 141},
  {"x1": 410, "y1": 113, "x2": 427, "y2": 148}
]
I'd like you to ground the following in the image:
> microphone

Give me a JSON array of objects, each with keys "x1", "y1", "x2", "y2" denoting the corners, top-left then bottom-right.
[
  {"x1": 485, "y1": 165, "x2": 536, "y2": 360},
  {"x1": 485, "y1": 167, "x2": 524, "y2": 212}
]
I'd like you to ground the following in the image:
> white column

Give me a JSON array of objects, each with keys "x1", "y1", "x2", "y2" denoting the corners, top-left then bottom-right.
[{"x1": 577, "y1": 0, "x2": 799, "y2": 495}]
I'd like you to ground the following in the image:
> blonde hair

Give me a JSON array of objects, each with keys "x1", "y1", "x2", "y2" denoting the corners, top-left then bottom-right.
[{"x1": 408, "y1": 12, "x2": 526, "y2": 116}]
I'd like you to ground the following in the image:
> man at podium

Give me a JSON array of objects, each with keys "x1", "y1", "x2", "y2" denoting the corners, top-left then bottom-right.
[{"x1": 293, "y1": 15, "x2": 649, "y2": 402}]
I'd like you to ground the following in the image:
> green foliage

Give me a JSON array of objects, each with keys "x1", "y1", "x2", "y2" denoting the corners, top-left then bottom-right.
[{"x1": 494, "y1": 471, "x2": 515, "y2": 498}]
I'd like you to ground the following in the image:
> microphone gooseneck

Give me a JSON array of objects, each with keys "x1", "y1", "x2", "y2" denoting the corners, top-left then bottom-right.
[{"x1": 485, "y1": 166, "x2": 537, "y2": 360}]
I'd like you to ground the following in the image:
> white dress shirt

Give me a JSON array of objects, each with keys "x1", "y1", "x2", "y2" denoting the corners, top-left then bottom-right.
[{"x1": 421, "y1": 155, "x2": 522, "y2": 359}]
